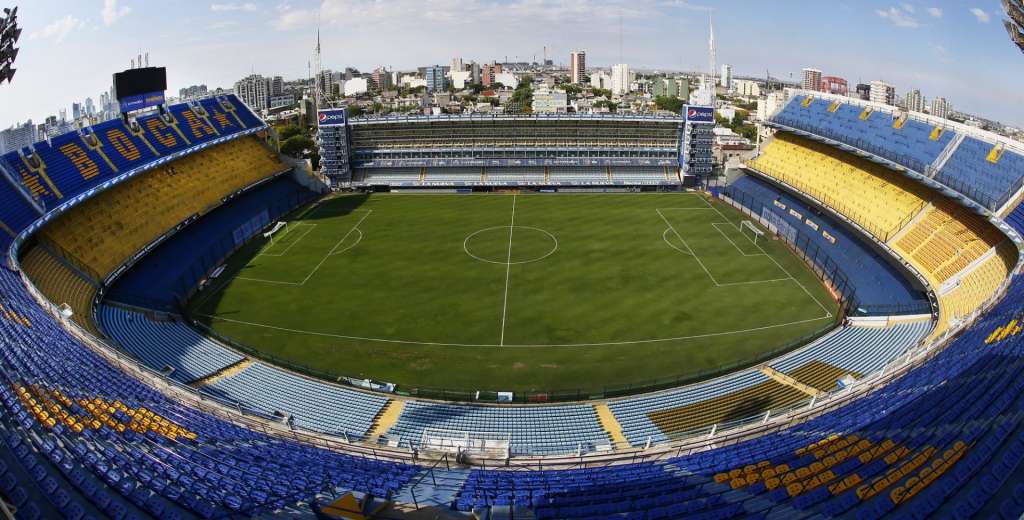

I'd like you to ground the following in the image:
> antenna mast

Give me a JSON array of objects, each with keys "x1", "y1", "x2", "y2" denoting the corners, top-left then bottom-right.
[{"x1": 708, "y1": 14, "x2": 716, "y2": 100}]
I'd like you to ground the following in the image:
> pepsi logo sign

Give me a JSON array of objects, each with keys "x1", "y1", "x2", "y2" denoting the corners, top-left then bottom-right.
[
  {"x1": 317, "y1": 109, "x2": 347, "y2": 126},
  {"x1": 684, "y1": 105, "x2": 714, "y2": 123}
]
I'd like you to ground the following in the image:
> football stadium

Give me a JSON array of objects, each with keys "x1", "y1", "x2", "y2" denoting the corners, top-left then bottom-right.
[{"x1": 2, "y1": 3, "x2": 1024, "y2": 520}]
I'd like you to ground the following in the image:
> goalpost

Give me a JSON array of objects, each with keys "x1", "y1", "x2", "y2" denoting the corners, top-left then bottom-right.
[
  {"x1": 740, "y1": 220, "x2": 765, "y2": 245},
  {"x1": 263, "y1": 221, "x2": 288, "y2": 245}
]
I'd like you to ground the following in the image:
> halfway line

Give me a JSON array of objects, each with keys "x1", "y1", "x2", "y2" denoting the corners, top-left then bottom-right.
[{"x1": 500, "y1": 193, "x2": 517, "y2": 346}]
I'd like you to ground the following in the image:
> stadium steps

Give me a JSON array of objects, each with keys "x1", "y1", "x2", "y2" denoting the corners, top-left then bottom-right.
[
  {"x1": 390, "y1": 467, "x2": 472, "y2": 517},
  {"x1": 930, "y1": 132, "x2": 965, "y2": 177},
  {"x1": 885, "y1": 202, "x2": 933, "y2": 246},
  {"x1": 189, "y1": 358, "x2": 253, "y2": 388},
  {"x1": 366, "y1": 399, "x2": 406, "y2": 442},
  {"x1": 758, "y1": 367, "x2": 819, "y2": 397},
  {"x1": 593, "y1": 402, "x2": 629, "y2": 447}
]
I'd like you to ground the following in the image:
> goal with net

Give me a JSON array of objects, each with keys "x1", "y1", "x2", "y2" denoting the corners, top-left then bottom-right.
[
  {"x1": 263, "y1": 221, "x2": 288, "y2": 244},
  {"x1": 740, "y1": 220, "x2": 765, "y2": 245}
]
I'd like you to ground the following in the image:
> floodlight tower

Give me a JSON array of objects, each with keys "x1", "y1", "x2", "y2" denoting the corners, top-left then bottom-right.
[
  {"x1": 1004, "y1": 0, "x2": 1024, "y2": 54},
  {"x1": 0, "y1": 6, "x2": 22, "y2": 85}
]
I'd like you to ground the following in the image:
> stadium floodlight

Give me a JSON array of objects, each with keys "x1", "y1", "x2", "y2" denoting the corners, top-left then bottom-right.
[
  {"x1": 1006, "y1": 0, "x2": 1024, "y2": 53},
  {"x1": 0, "y1": 5, "x2": 17, "y2": 85}
]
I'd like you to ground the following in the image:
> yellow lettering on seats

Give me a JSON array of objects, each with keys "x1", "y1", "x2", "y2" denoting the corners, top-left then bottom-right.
[
  {"x1": 182, "y1": 110, "x2": 217, "y2": 139},
  {"x1": 105, "y1": 129, "x2": 141, "y2": 161},
  {"x1": 145, "y1": 118, "x2": 179, "y2": 148},
  {"x1": 58, "y1": 142, "x2": 100, "y2": 180},
  {"x1": 211, "y1": 110, "x2": 234, "y2": 130}
]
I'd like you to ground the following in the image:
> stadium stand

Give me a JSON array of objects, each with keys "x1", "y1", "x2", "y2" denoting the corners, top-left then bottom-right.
[
  {"x1": 1, "y1": 89, "x2": 1023, "y2": 518},
  {"x1": 748, "y1": 132, "x2": 933, "y2": 242},
  {"x1": 454, "y1": 280, "x2": 1024, "y2": 516},
  {"x1": 772, "y1": 95, "x2": 955, "y2": 174},
  {"x1": 935, "y1": 136, "x2": 1024, "y2": 211},
  {"x1": 770, "y1": 92, "x2": 1024, "y2": 212},
  {"x1": 348, "y1": 113, "x2": 683, "y2": 187},
  {"x1": 724, "y1": 175, "x2": 929, "y2": 314},
  {"x1": 98, "y1": 305, "x2": 245, "y2": 384},
  {"x1": 105, "y1": 175, "x2": 317, "y2": 310},
  {"x1": 37, "y1": 136, "x2": 288, "y2": 279},
  {"x1": 198, "y1": 362, "x2": 390, "y2": 439},
  {"x1": 0, "y1": 95, "x2": 261, "y2": 211},
  {"x1": 17, "y1": 245, "x2": 100, "y2": 336},
  {"x1": 891, "y1": 198, "x2": 1007, "y2": 285},
  {"x1": 383, "y1": 401, "x2": 611, "y2": 455},
  {"x1": 0, "y1": 266, "x2": 421, "y2": 518},
  {"x1": 605, "y1": 322, "x2": 928, "y2": 447}
]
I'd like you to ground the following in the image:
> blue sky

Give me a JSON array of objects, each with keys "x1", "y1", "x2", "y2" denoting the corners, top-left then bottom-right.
[{"x1": 1, "y1": 0, "x2": 1021, "y2": 127}]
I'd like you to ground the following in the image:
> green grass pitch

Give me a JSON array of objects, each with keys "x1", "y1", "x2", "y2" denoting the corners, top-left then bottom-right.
[{"x1": 189, "y1": 192, "x2": 840, "y2": 396}]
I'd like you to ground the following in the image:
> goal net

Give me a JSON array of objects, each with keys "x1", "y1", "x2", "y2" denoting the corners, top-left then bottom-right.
[
  {"x1": 740, "y1": 220, "x2": 765, "y2": 245},
  {"x1": 263, "y1": 221, "x2": 288, "y2": 244}
]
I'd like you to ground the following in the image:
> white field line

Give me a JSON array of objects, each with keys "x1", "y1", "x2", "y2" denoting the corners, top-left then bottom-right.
[
  {"x1": 700, "y1": 197, "x2": 833, "y2": 319},
  {"x1": 199, "y1": 313, "x2": 834, "y2": 349},
  {"x1": 237, "y1": 209, "x2": 372, "y2": 287},
  {"x1": 711, "y1": 222, "x2": 766, "y2": 257},
  {"x1": 299, "y1": 209, "x2": 373, "y2": 285},
  {"x1": 257, "y1": 223, "x2": 317, "y2": 258},
  {"x1": 659, "y1": 208, "x2": 786, "y2": 287},
  {"x1": 500, "y1": 193, "x2": 517, "y2": 346}
]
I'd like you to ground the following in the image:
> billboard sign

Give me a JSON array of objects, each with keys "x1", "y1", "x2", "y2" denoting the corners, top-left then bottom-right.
[
  {"x1": 318, "y1": 109, "x2": 347, "y2": 126},
  {"x1": 684, "y1": 105, "x2": 714, "y2": 123},
  {"x1": 119, "y1": 91, "x2": 165, "y2": 113}
]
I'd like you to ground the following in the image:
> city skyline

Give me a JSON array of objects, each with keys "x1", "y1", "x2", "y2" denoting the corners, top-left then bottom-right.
[{"x1": 0, "y1": 0, "x2": 1021, "y2": 127}]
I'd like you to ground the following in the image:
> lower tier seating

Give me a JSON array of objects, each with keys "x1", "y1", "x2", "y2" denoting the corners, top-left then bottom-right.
[
  {"x1": 98, "y1": 305, "x2": 245, "y2": 385},
  {"x1": 384, "y1": 400, "x2": 611, "y2": 456},
  {"x1": 105, "y1": 175, "x2": 317, "y2": 310},
  {"x1": 39, "y1": 136, "x2": 287, "y2": 279},
  {"x1": 454, "y1": 279, "x2": 1024, "y2": 518},
  {"x1": 0, "y1": 267, "x2": 420, "y2": 518},
  {"x1": 725, "y1": 175, "x2": 929, "y2": 313},
  {"x1": 199, "y1": 362, "x2": 390, "y2": 439}
]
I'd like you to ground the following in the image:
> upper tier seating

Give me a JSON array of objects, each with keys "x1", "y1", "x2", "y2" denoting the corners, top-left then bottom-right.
[
  {"x1": 17, "y1": 245, "x2": 100, "y2": 337},
  {"x1": 0, "y1": 95, "x2": 262, "y2": 211},
  {"x1": 771, "y1": 93, "x2": 1024, "y2": 212},
  {"x1": 106, "y1": 175, "x2": 317, "y2": 310},
  {"x1": 772, "y1": 95, "x2": 955, "y2": 173},
  {"x1": 936, "y1": 136, "x2": 1024, "y2": 211},
  {"x1": 38, "y1": 136, "x2": 287, "y2": 279},
  {"x1": 892, "y1": 198, "x2": 1007, "y2": 285},
  {"x1": 749, "y1": 132, "x2": 933, "y2": 241},
  {"x1": 98, "y1": 305, "x2": 245, "y2": 384},
  {"x1": 725, "y1": 175, "x2": 929, "y2": 313}
]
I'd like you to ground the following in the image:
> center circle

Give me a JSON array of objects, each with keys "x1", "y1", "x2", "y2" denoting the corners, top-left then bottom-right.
[{"x1": 464, "y1": 226, "x2": 559, "y2": 265}]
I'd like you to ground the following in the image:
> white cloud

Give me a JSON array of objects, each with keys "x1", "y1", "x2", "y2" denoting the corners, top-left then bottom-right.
[
  {"x1": 926, "y1": 7, "x2": 942, "y2": 17},
  {"x1": 211, "y1": 3, "x2": 257, "y2": 12},
  {"x1": 876, "y1": 6, "x2": 920, "y2": 27},
  {"x1": 209, "y1": 21, "x2": 239, "y2": 29},
  {"x1": 29, "y1": 15, "x2": 84, "y2": 43},
  {"x1": 102, "y1": 0, "x2": 132, "y2": 26},
  {"x1": 900, "y1": 2, "x2": 914, "y2": 13},
  {"x1": 969, "y1": 7, "x2": 990, "y2": 23},
  {"x1": 270, "y1": 3, "x2": 316, "y2": 31}
]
